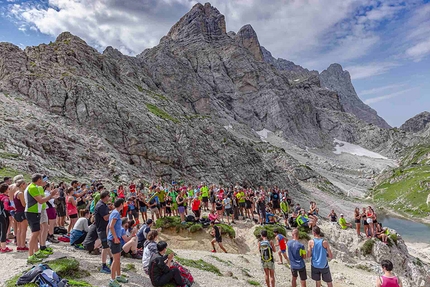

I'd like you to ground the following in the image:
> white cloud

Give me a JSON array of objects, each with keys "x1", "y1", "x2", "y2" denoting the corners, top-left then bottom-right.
[
  {"x1": 3, "y1": 0, "x2": 423, "y2": 69},
  {"x1": 345, "y1": 62, "x2": 397, "y2": 80},
  {"x1": 405, "y1": 38, "x2": 430, "y2": 61},
  {"x1": 403, "y1": 3, "x2": 430, "y2": 61},
  {"x1": 359, "y1": 84, "x2": 406, "y2": 96},
  {"x1": 364, "y1": 88, "x2": 416, "y2": 104}
]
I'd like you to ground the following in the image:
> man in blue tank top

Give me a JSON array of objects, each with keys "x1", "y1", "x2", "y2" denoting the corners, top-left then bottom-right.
[{"x1": 308, "y1": 226, "x2": 333, "y2": 287}]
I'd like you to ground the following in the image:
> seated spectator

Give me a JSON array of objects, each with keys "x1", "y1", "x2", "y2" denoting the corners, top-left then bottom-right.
[
  {"x1": 296, "y1": 210, "x2": 310, "y2": 228},
  {"x1": 142, "y1": 230, "x2": 159, "y2": 274},
  {"x1": 289, "y1": 211, "x2": 298, "y2": 228},
  {"x1": 375, "y1": 223, "x2": 389, "y2": 244},
  {"x1": 70, "y1": 210, "x2": 91, "y2": 247},
  {"x1": 137, "y1": 219, "x2": 153, "y2": 249},
  {"x1": 338, "y1": 214, "x2": 352, "y2": 230},
  {"x1": 82, "y1": 223, "x2": 101, "y2": 254},
  {"x1": 148, "y1": 241, "x2": 185, "y2": 287},
  {"x1": 208, "y1": 210, "x2": 219, "y2": 223},
  {"x1": 119, "y1": 218, "x2": 141, "y2": 259}
]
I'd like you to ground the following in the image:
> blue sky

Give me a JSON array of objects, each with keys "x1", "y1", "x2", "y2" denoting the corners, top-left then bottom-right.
[{"x1": 1, "y1": 0, "x2": 429, "y2": 127}]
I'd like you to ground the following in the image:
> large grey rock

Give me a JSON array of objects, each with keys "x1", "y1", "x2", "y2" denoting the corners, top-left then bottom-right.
[
  {"x1": 319, "y1": 64, "x2": 391, "y2": 129},
  {"x1": 400, "y1": 111, "x2": 430, "y2": 133}
]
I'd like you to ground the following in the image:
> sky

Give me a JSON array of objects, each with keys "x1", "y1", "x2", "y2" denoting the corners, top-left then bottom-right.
[{"x1": 0, "y1": 0, "x2": 429, "y2": 127}]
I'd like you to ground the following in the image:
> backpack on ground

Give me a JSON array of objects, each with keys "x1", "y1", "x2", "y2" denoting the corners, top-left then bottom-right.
[
  {"x1": 260, "y1": 240, "x2": 273, "y2": 262},
  {"x1": 54, "y1": 226, "x2": 67, "y2": 235},
  {"x1": 172, "y1": 261, "x2": 194, "y2": 286},
  {"x1": 199, "y1": 217, "x2": 210, "y2": 227},
  {"x1": 186, "y1": 214, "x2": 196, "y2": 222},
  {"x1": 37, "y1": 269, "x2": 68, "y2": 287},
  {"x1": 17, "y1": 264, "x2": 49, "y2": 285}
]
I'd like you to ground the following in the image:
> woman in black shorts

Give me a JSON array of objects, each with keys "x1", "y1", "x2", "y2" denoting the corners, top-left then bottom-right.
[
  {"x1": 354, "y1": 207, "x2": 361, "y2": 238},
  {"x1": 361, "y1": 207, "x2": 369, "y2": 238}
]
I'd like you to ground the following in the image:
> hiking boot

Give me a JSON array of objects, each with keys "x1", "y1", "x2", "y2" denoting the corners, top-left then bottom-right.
[
  {"x1": 100, "y1": 266, "x2": 111, "y2": 274},
  {"x1": 116, "y1": 276, "x2": 128, "y2": 283},
  {"x1": 108, "y1": 280, "x2": 121, "y2": 287},
  {"x1": 35, "y1": 250, "x2": 49, "y2": 258},
  {"x1": 28, "y1": 254, "x2": 43, "y2": 264}
]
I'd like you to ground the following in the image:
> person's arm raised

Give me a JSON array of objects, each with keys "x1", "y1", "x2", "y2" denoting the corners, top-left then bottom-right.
[{"x1": 33, "y1": 189, "x2": 58, "y2": 204}]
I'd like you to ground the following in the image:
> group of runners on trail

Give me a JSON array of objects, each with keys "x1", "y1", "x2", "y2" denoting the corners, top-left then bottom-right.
[{"x1": 0, "y1": 175, "x2": 403, "y2": 287}]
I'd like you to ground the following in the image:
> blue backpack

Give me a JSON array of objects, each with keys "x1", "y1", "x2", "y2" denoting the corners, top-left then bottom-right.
[{"x1": 17, "y1": 264, "x2": 68, "y2": 287}]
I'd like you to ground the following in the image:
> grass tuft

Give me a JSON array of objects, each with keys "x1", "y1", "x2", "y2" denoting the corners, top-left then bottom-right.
[
  {"x1": 216, "y1": 223, "x2": 236, "y2": 238},
  {"x1": 175, "y1": 256, "x2": 222, "y2": 276},
  {"x1": 253, "y1": 224, "x2": 286, "y2": 240},
  {"x1": 361, "y1": 239, "x2": 375, "y2": 256},
  {"x1": 146, "y1": 103, "x2": 179, "y2": 123},
  {"x1": 247, "y1": 280, "x2": 261, "y2": 286}
]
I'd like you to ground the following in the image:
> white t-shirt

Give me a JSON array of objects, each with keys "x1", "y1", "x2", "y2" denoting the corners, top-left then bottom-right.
[{"x1": 73, "y1": 218, "x2": 89, "y2": 232}]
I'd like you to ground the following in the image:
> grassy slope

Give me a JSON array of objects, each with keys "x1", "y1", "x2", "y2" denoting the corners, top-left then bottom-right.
[{"x1": 372, "y1": 145, "x2": 430, "y2": 217}]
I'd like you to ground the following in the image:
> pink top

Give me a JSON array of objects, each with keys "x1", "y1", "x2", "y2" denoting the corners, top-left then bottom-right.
[
  {"x1": 209, "y1": 213, "x2": 218, "y2": 221},
  {"x1": 381, "y1": 276, "x2": 399, "y2": 287},
  {"x1": 66, "y1": 196, "x2": 78, "y2": 215}
]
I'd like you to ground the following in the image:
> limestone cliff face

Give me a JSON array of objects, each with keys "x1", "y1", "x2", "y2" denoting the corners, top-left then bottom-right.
[
  {"x1": 319, "y1": 64, "x2": 391, "y2": 129},
  {"x1": 400, "y1": 111, "x2": 430, "y2": 133}
]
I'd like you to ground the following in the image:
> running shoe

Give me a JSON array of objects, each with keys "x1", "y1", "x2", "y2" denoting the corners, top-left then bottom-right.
[
  {"x1": 74, "y1": 244, "x2": 85, "y2": 250},
  {"x1": 0, "y1": 247, "x2": 13, "y2": 253},
  {"x1": 48, "y1": 235, "x2": 60, "y2": 243},
  {"x1": 211, "y1": 249, "x2": 216, "y2": 253},
  {"x1": 41, "y1": 247, "x2": 53, "y2": 254},
  {"x1": 17, "y1": 246, "x2": 29, "y2": 252},
  {"x1": 28, "y1": 255, "x2": 43, "y2": 264},
  {"x1": 34, "y1": 250, "x2": 49, "y2": 258},
  {"x1": 100, "y1": 266, "x2": 111, "y2": 274},
  {"x1": 108, "y1": 280, "x2": 121, "y2": 287},
  {"x1": 116, "y1": 276, "x2": 128, "y2": 283}
]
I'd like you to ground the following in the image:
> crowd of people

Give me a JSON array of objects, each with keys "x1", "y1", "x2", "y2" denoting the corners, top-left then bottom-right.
[{"x1": 0, "y1": 174, "x2": 403, "y2": 287}]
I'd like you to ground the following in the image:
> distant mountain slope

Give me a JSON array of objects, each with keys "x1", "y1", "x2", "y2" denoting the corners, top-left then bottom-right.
[{"x1": 400, "y1": 111, "x2": 430, "y2": 133}]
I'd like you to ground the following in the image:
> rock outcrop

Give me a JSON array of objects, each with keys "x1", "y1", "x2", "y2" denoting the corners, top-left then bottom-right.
[
  {"x1": 400, "y1": 111, "x2": 430, "y2": 133},
  {"x1": 319, "y1": 64, "x2": 391, "y2": 129}
]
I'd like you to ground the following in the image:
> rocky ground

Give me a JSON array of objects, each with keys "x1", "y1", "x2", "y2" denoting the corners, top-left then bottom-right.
[{"x1": 1, "y1": 220, "x2": 429, "y2": 287}]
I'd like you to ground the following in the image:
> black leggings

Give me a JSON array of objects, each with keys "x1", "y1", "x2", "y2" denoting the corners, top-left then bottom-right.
[
  {"x1": 0, "y1": 215, "x2": 10, "y2": 243},
  {"x1": 153, "y1": 268, "x2": 185, "y2": 286}
]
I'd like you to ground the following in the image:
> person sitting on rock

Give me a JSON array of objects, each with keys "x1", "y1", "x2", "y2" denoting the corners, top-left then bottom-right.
[
  {"x1": 376, "y1": 259, "x2": 402, "y2": 287},
  {"x1": 375, "y1": 223, "x2": 389, "y2": 244},
  {"x1": 148, "y1": 241, "x2": 185, "y2": 287},
  {"x1": 338, "y1": 214, "x2": 352, "y2": 229},
  {"x1": 142, "y1": 230, "x2": 159, "y2": 274},
  {"x1": 289, "y1": 211, "x2": 298, "y2": 228},
  {"x1": 296, "y1": 209, "x2": 310, "y2": 229}
]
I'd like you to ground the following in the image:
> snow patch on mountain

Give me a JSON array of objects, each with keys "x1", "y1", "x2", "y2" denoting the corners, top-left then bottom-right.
[{"x1": 333, "y1": 139, "x2": 388, "y2": 159}]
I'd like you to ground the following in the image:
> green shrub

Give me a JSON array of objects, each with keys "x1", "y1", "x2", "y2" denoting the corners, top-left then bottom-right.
[
  {"x1": 217, "y1": 223, "x2": 236, "y2": 238},
  {"x1": 361, "y1": 239, "x2": 375, "y2": 256},
  {"x1": 254, "y1": 225, "x2": 286, "y2": 240},
  {"x1": 189, "y1": 223, "x2": 203, "y2": 233}
]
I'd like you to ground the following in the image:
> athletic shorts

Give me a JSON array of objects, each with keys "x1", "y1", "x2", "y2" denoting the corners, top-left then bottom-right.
[
  {"x1": 69, "y1": 213, "x2": 78, "y2": 219},
  {"x1": 354, "y1": 219, "x2": 360, "y2": 223},
  {"x1": 225, "y1": 208, "x2": 233, "y2": 215},
  {"x1": 292, "y1": 267, "x2": 307, "y2": 281},
  {"x1": 14, "y1": 211, "x2": 26, "y2": 223},
  {"x1": 272, "y1": 201, "x2": 280, "y2": 209},
  {"x1": 178, "y1": 206, "x2": 185, "y2": 214},
  {"x1": 202, "y1": 197, "x2": 209, "y2": 203},
  {"x1": 140, "y1": 206, "x2": 147, "y2": 212},
  {"x1": 26, "y1": 212, "x2": 41, "y2": 232},
  {"x1": 40, "y1": 209, "x2": 48, "y2": 224},
  {"x1": 97, "y1": 230, "x2": 109, "y2": 249},
  {"x1": 239, "y1": 202, "x2": 245, "y2": 208},
  {"x1": 46, "y1": 207, "x2": 57, "y2": 220},
  {"x1": 280, "y1": 249, "x2": 286, "y2": 254},
  {"x1": 108, "y1": 240, "x2": 121, "y2": 255},
  {"x1": 160, "y1": 202, "x2": 166, "y2": 207},
  {"x1": 216, "y1": 236, "x2": 222, "y2": 243},
  {"x1": 261, "y1": 261, "x2": 275, "y2": 270},
  {"x1": 311, "y1": 266, "x2": 332, "y2": 283}
]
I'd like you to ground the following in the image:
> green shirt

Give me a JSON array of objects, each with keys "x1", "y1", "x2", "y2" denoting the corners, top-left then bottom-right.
[
  {"x1": 93, "y1": 192, "x2": 101, "y2": 205},
  {"x1": 168, "y1": 191, "x2": 177, "y2": 203},
  {"x1": 339, "y1": 217, "x2": 348, "y2": 229},
  {"x1": 25, "y1": 183, "x2": 42, "y2": 213},
  {"x1": 237, "y1": 192, "x2": 245, "y2": 203},
  {"x1": 280, "y1": 201, "x2": 289, "y2": 213},
  {"x1": 158, "y1": 190, "x2": 166, "y2": 202},
  {"x1": 39, "y1": 186, "x2": 47, "y2": 210},
  {"x1": 201, "y1": 186, "x2": 209, "y2": 197}
]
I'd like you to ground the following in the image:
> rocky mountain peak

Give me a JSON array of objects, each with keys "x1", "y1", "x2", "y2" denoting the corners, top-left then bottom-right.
[
  {"x1": 400, "y1": 111, "x2": 430, "y2": 133},
  {"x1": 320, "y1": 63, "x2": 391, "y2": 129},
  {"x1": 235, "y1": 24, "x2": 263, "y2": 61},
  {"x1": 167, "y1": 2, "x2": 226, "y2": 41},
  {"x1": 55, "y1": 31, "x2": 88, "y2": 45}
]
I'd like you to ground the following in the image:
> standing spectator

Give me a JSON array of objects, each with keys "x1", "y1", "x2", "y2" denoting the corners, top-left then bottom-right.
[
  {"x1": 55, "y1": 182, "x2": 67, "y2": 227},
  {"x1": 95, "y1": 191, "x2": 112, "y2": 274},
  {"x1": 66, "y1": 187, "x2": 78, "y2": 233},
  {"x1": 25, "y1": 174, "x2": 57, "y2": 263},
  {"x1": 288, "y1": 229, "x2": 307, "y2": 287},
  {"x1": 223, "y1": 193, "x2": 234, "y2": 225},
  {"x1": 44, "y1": 183, "x2": 59, "y2": 243},
  {"x1": 191, "y1": 194, "x2": 201, "y2": 220},
  {"x1": 14, "y1": 180, "x2": 28, "y2": 252},
  {"x1": 107, "y1": 198, "x2": 128, "y2": 287},
  {"x1": 259, "y1": 230, "x2": 276, "y2": 287},
  {"x1": 257, "y1": 195, "x2": 266, "y2": 225},
  {"x1": 308, "y1": 226, "x2": 333, "y2": 287},
  {"x1": 376, "y1": 259, "x2": 402, "y2": 287},
  {"x1": 0, "y1": 183, "x2": 14, "y2": 253}
]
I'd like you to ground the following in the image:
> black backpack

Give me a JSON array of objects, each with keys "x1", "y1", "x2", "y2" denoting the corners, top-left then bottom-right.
[{"x1": 186, "y1": 214, "x2": 196, "y2": 222}]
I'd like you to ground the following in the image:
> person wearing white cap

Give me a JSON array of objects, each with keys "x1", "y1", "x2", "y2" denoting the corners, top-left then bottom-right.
[{"x1": 338, "y1": 214, "x2": 352, "y2": 230}]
